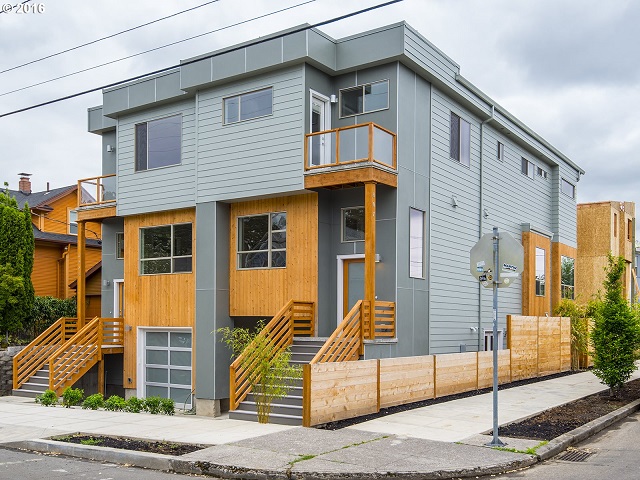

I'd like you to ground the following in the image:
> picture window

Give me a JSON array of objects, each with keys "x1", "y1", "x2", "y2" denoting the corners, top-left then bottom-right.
[
  {"x1": 135, "y1": 115, "x2": 181, "y2": 171},
  {"x1": 237, "y1": 212, "x2": 286, "y2": 269},
  {"x1": 341, "y1": 207, "x2": 365, "y2": 242},
  {"x1": 140, "y1": 223, "x2": 192, "y2": 275}
]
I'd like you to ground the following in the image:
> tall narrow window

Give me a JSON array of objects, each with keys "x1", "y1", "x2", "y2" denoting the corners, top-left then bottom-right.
[
  {"x1": 409, "y1": 208, "x2": 425, "y2": 278},
  {"x1": 497, "y1": 141, "x2": 505, "y2": 161},
  {"x1": 521, "y1": 158, "x2": 534, "y2": 179},
  {"x1": 628, "y1": 219, "x2": 633, "y2": 241},
  {"x1": 116, "y1": 232, "x2": 124, "y2": 260},
  {"x1": 68, "y1": 209, "x2": 78, "y2": 235},
  {"x1": 237, "y1": 212, "x2": 286, "y2": 269},
  {"x1": 450, "y1": 112, "x2": 470, "y2": 166},
  {"x1": 535, "y1": 247, "x2": 546, "y2": 296},
  {"x1": 561, "y1": 256, "x2": 575, "y2": 300},
  {"x1": 614, "y1": 213, "x2": 618, "y2": 237},
  {"x1": 561, "y1": 178, "x2": 575, "y2": 198},
  {"x1": 135, "y1": 115, "x2": 182, "y2": 171}
]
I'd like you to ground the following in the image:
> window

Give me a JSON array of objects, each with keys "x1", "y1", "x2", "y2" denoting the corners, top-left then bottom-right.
[
  {"x1": 224, "y1": 87, "x2": 272, "y2": 124},
  {"x1": 497, "y1": 141, "x2": 505, "y2": 161},
  {"x1": 68, "y1": 209, "x2": 77, "y2": 235},
  {"x1": 535, "y1": 247, "x2": 546, "y2": 296},
  {"x1": 238, "y1": 212, "x2": 286, "y2": 269},
  {"x1": 409, "y1": 208, "x2": 425, "y2": 278},
  {"x1": 342, "y1": 207, "x2": 365, "y2": 242},
  {"x1": 450, "y1": 112, "x2": 471, "y2": 166},
  {"x1": 521, "y1": 158, "x2": 534, "y2": 179},
  {"x1": 536, "y1": 166, "x2": 548, "y2": 180},
  {"x1": 484, "y1": 330, "x2": 504, "y2": 351},
  {"x1": 135, "y1": 115, "x2": 181, "y2": 171},
  {"x1": 561, "y1": 178, "x2": 575, "y2": 198},
  {"x1": 561, "y1": 256, "x2": 575, "y2": 300},
  {"x1": 116, "y1": 232, "x2": 124, "y2": 260},
  {"x1": 614, "y1": 213, "x2": 618, "y2": 237},
  {"x1": 140, "y1": 223, "x2": 192, "y2": 275},
  {"x1": 628, "y1": 219, "x2": 633, "y2": 241},
  {"x1": 339, "y1": 80, "x2": 389, "y2": 117}
]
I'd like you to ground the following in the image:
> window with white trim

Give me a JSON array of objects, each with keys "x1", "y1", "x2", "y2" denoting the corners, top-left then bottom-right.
[
  {"x1": 140, "y1": 223, "x2": 192, "y2": 275},
  {"x1": 450, "y1": 112, "x2": 470, "y2": 166},
  {"x1": 521, "y1": 158, "x2": 535, "y2": 179},
  {"x1": 238, "y1": 212, "x2": 286, "y2": 269},
  {"x1": 409, "y1": 208, "x2": 425, "y2": 278},
  {"x1": 339, "y1": 80, "x2": 389, "y2": 117},
  {"x1": 484, "y1": 329, "x2": 504, "y2": 351},
  {"x1": 535, "y1": 247, "x2": 546, "y2": 296},
  {"x1": 536, "y1": 166, "x2": 548, "y2": 180},
  {"x1": 561, "y1": 256, "x2": 575, "y2": 300},
  {"x1": 224, "y1": 87, "x2": 273, "y2": 124},
  {"x1": 135, "y1": 115, "x2": 181, "y2": 171},
  {"x1": 341, "y1": 207, "x2": 365, "y2": 242},
  {"x1": 68, "y1": 209, "x2": 78, "y2": 235},
  {"x1": 561, "y1": 178, "x2": 575, "y2": 198}
]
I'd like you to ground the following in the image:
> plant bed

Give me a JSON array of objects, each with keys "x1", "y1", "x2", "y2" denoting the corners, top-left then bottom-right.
[
  {"x1": 51, "y1": 434, "x2": 206, "y2": 456},
  {"x1": 494, "y1": 377, "x2": 640, "y2": 440},
  {"x1": 316, "y1": 370, "x2": 579, "y2": 430}
]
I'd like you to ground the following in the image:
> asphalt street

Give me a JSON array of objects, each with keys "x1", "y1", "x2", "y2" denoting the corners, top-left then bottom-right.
[
  {"x1": 0, "y1": 448, "x2": 205, "y2": 480},
  {"x1": 484, "y1": 410, "x2": 640, "y2": 479}
]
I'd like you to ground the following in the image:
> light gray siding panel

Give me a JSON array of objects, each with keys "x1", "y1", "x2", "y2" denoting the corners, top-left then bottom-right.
[
  {"x1": 196, "y1": 66, "x2": 304, "y2": 202},
  {"x1": 555, "y1": 161, "x2": 579, "y2": 247},
  {"x1": 336, "y1": 24, "x2": 404, "y2": 71},
  {"x1": 116, "y1": 99, "x2": 196, "y2": 216}
]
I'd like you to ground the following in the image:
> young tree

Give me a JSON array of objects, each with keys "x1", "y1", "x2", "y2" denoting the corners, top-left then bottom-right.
[
  {"x1": 0, "y1": 184, "x2": 35, "y2": 340},
  {"x1": 591, "y1": 254, "x2": 640, "y2": 396}
]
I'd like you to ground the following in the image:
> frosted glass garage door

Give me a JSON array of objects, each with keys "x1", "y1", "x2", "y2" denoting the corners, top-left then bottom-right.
[{"x1": 144, "y1": 330, "x2": 192, "y2": 408}]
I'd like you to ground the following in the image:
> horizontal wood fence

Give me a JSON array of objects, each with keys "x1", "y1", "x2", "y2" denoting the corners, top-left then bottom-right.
[{"x1": 303, "y1": 315, "x2": 571, "y2": 427}]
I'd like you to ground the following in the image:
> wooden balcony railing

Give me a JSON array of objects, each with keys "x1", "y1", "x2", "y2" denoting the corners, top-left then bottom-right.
[
  {"x1": 13, "y1": 317, "x2": 78, "y2": 390},
  {"x1": 78, "y1": 174, "x2": 116, "y2": 207},
  {"x1": 304, "y1": 122, "x2": 397, "y2": 171},
  {"x1": 229, "y1": 300, "x2": 315, "y2": 410}
]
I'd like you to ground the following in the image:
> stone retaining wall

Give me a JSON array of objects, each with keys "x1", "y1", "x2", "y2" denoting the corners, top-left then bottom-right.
[{"x1": 0, "y1": 347, "x2": 24, "y2": 396}]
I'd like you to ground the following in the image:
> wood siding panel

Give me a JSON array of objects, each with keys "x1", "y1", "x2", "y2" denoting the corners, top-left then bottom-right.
[
  {"x1": 229, "y1": 194, "x2": 317, "y2": 317},
  {"x1": 309, "y1": 360, "x2": 378, "y2": 426},
  {"x1": 379, "y1": 355, "x2": 435, "y2": 408},
  {"x1": 522, "y1": 232, "x2": 552, "y2": 316},
  {"x1": 66, "y1": 245, "x2": 102, "y2": 299},
  {"x1": 123, "y1": 208, "x2": 196, "y2": 388},
  {"x1": 552, "y1": 242, "x2": 577, "y2": 311},
  {"x1": 32, "y1": 244, "x2": 62, "y2": 297}
]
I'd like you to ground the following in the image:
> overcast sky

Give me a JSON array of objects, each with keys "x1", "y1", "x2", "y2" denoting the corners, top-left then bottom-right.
[{"x1": 1, "y1": 0, "x2": 638, "y2": 215}]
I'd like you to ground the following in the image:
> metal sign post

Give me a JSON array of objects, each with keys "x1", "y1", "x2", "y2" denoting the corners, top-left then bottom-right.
[{"x1": 470, "y1": 227, "x2": 523, "y2": 447}]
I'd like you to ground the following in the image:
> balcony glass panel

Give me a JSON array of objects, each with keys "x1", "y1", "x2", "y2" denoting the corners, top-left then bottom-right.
[
  {"x1": 338, "y1": 126, "x2": 369, "y2": 163},
  {"x1": 373, "y1": 126, "x2": 393, "y2": 167},
  {"x1": 101, "y1": 175, "x2": 116, "y2": 202},
  {"x1": 308, "y1": 131, "x2": 336, "y2": 166}
]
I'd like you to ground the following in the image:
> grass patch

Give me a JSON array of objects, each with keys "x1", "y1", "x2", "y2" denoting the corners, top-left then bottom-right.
[
  {"x1": 493, "y1": 440, "x2": 548, "y2": 455},
  {"x1": 287, "y1": 435, "x2": 389, "y2": 467},
  {"x1": 80, "y1": 438, "x2": 102, "y2": 446}
]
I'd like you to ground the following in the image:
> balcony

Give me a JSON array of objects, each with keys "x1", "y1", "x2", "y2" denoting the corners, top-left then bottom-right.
[
  {"x1": 304, "y1": 122, "x2": 397, "y2": 189},
  {"x1": 76, "y1": 174, "x2": 117, "y2": 221}
]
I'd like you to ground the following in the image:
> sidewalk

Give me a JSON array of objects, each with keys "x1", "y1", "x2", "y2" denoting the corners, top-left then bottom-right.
[{"x1": 1, "y1": 369, "x2": 638, "y2": 479}]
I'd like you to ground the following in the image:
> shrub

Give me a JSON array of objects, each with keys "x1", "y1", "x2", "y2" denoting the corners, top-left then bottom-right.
[
  {"x1": 125, "y1": 396, "x2": 144, "y2": 413},
  {"x1": 144, "y1": 396, "x2": 162, "y2": 415},
  {"x1": 104, "y1": 395, "x2": 127, "y2": 412},
  {"x1": 61, "y1": 387, "x2": 84, "y2": 408},
  {"x1": 25, "y1": 296, "x2": 76, "y2": 340},
  {"x1": 591, "y1": 254, "x2": 640, "y2": 396},
  {"x1": 35, "y1": 389, "x2": 58, "y2": 406},
  {"x1": 160, "y1": 397, "x2": 175, "y2": 415},
  {"x1": 81, "y1": 393, "x2": 104, "y2": 410}
]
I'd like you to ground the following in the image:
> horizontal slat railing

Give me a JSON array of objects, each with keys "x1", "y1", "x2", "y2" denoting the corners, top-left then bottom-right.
[
  {"x1": 311, "y1": 301, "x2": 364, "y2": 364},
  {"x1": 363, "y1": 301, "x2": 396, "y2": 339},
  {"x1": 49, "y1": 317, "x2": 102, "y2": 395},
  {"x1": 13, "y1": 317, "x2": 78, "y2": 390},
  {"x1": 101, "y1": 317, "x2": 124, "y2": 346},
  {"x1": 230, "y1": 300, "x2": 315, "y2": 410}
]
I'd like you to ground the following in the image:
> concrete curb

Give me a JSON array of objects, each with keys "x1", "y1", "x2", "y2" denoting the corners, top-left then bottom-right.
[
  {"x1": 535, "y1": 398, "x2": 640, "y2": 461},
  {"x1": 5, "y1": 400, "x2": 640, "y2": 480}
]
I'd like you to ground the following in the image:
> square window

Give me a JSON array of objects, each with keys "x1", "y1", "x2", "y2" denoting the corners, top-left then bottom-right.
[
  {"x1": 140, "y1": 223, "x2": 192, "y2": 275},
  {"x1": 450, "y1": 112, "x2": 470, "y2": 166},
  {"x1": 341, "y1": 207, "x2": 365, "y2": 242},
  {"x1": 339, "y1": 80, "x2": 389, "y2": 117},
  {"x1": 237, "y1": 212, "x2": 287, "y2": 269},
  {"x1": 135, "y1": 115, "x2": 181, "y2": 171}
]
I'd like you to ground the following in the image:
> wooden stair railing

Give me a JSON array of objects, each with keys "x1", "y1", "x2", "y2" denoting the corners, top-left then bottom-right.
[
  {"x1": 310, "y1": 301, "x2": 366, "y2": 364},
  {"x1": 363, "y1": 301, "x2": 396, "y2": 339},
  {"x1": 13, "y1": 317, "x2": 78, "y2": 390},
  {"x1": 49, "y1": 317, "x2": 124, "y2": 395},
  {"x1": 229, "y1": 300, "x2": 315, "y2": 411}
]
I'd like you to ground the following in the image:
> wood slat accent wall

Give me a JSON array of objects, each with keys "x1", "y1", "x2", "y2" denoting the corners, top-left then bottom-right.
[
  {"x1": 123, "y1": 208, "x2": 196, "y2": 388},
  {"x1": 551, "y1": 242, "x2": 577, "y2": 312},
  {"x1": 305, "y1": 315, "x2": 571, "y2": 426},
  {"x1": 522, "y1": 231, "x2": 552, "y2": 316},
  {"x1": 66, "y1": 245, "x2": 101, "y2": 299},
  {"x1": 229, "y1": 194, "x2": 318, "y2": 317},
  {"x1": 32, "y1": 244, "x2": 62, "y2": 297}
]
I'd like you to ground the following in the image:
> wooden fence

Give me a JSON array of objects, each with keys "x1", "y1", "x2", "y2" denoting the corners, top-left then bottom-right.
[{"x1": 303, "y1": 315, "x2": 571, "y2": 427}]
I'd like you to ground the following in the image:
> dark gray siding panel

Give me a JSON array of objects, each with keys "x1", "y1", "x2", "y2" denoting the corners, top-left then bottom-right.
[
  {"x1": 196, "y1": 66, "x2": 304, "y2": 202},
  {"x1": 116, "y1": 99, "x2": 196, "y2": 216},
  {"x1": 100, "y1": 218, "x2": 124, "y2": 318}
]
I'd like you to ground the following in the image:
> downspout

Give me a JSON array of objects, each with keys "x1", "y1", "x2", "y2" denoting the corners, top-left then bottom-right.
[{"x1": 478, "y1": 105, "x2": 495, "y2": 350}]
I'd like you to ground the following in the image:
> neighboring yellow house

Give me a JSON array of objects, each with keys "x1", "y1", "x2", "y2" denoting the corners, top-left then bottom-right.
[
  {"x1": 9, "y1": 174, "x2": 102, "y2": 313},
  {"x1": 576, "y1": 201, "x2": 636, "y2": 302}
]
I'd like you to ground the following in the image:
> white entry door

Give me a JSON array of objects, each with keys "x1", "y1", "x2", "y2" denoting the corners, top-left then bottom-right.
[{"x1": 310, "y1": 91, "x2": 331, "y2": 166}]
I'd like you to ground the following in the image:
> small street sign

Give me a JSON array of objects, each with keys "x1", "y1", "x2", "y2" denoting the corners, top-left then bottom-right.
[{"x1": 470, "y1": 231, "x2": 524, "y2": 288}]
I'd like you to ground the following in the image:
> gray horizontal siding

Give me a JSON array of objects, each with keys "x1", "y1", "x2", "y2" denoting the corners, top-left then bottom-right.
[
  {"x1": 196, "y1": 66, "x2": 304, "y2": 202},
  {"x1": 116, "y1": 99, "x2": 196, "y2": 216}
]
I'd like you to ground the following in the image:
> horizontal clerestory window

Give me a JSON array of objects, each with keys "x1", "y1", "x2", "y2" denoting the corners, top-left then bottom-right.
[
  {"x1": 224, "y1": 87, "x2": 273, "y2": 124},
  {"x1": 339, "y1": 80, "x2": 389, "y2": 117}
]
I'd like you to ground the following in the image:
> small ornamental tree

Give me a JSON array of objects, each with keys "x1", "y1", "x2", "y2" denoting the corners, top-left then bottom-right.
[
  {"x1": 0, "y1": 184, "x2": 35, "y2": 341},
  {"x1": 591, "y1": 254, "x2": 640, "y2": 396}
]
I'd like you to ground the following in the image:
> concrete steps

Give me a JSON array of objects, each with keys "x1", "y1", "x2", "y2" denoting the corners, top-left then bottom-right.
[
  {"x1": 229, "y1": 337, "x2": 326, "y2": 425},
  {"x1": 12, "y1": 366, "x2": 49, "y2": 398}
]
